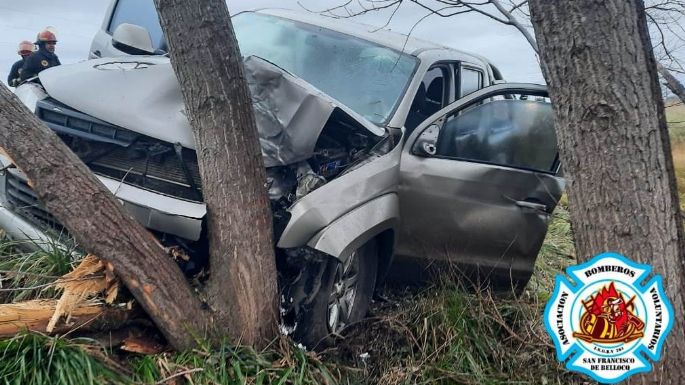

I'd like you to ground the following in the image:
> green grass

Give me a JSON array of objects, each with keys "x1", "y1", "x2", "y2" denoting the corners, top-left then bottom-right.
[
  {"x1": 0, "y1": 333, "x2": 341, "y2": 385},
  {"x1": 0, "y1": 237, "x2": 78, "y2": 302},
  {"x1": 667, "y1": 102, "x2": 685, "y2": 204},
  {"x1": 128, "y1": 339, "x2": 340, "y2": 385},
  {"x1": 323, "y1": 203, "x2": 584, "y2": 385},
  {"x1": 0, "y1": 333, "x2": 126, "y2": 385},
  {"x1": 0, "y1": 203, "x2": 584, "y2": 385}
]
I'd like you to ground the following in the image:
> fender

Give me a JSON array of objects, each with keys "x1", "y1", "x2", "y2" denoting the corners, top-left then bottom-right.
[{"x1": 306, "y1": 193, "x2": 399, "y2": 262}]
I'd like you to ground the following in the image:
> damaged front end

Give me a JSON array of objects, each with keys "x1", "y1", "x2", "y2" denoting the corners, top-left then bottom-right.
[
  {"x1": 7, "y1": 56, "x2": 401, "y2": 332},
  {"x1": 12, "y1": 56, "x2": 391, "y2": 237}
]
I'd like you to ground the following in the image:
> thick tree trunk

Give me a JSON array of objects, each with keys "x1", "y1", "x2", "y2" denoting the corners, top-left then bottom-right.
[
  {"x1": 529, "y1": 1, "x2": 685, "y2": 383},
  {"x1": 657, "y1": 62, "x2": 685, "y2": 103},
  {"x1": 154, "y1": 0, "x2": 279, "y2": 346},
  {"x1": 0, "y1": 84, "x2": 211, "y2": 350}
]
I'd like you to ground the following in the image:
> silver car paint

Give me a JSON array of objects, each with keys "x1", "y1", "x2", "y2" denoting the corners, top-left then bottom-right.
[
  {"x1": 306, "y1": 193, "x2": 399, "y2": 261},
  {"x1": 277, "y1": 134, "x2": 403, "y2": 250},
  {"x1": 88, "y1": 0, "x2": 121, "y2": 58},
  {"x1": 38, "y1": 56, "x2": 383, "y2": 167},
  {"x1": 0, "y1": 155, "x2": 206, "y2": 241},
  {"x1": 0, "y1": 156, "x2": 58, "y2": 250},
  {"x1": 396, "y1": 84, "x2": 564, "y2": 284},
  {"x1": 387, "y1": 50, "x2": 492, "y2": 130},
  {"x1": 89, "y1": 5, "x2": 496, "y2": 130},
  {"x1": 13, "y1": 56, "x2": 402, "y2": 256}
]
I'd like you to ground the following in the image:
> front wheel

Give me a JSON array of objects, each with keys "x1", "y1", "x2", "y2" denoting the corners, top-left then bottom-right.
[{"x1": 292, "y1": 241, "x2": 378, "y2": 349}]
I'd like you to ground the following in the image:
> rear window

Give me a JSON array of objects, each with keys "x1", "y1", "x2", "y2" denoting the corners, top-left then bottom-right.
[
  {"x1": 107, "y1": 0, "x2": 165, "y2": 50},
  {"x1": 460, "y1": 67, "x2": 483, "y2": 97}
]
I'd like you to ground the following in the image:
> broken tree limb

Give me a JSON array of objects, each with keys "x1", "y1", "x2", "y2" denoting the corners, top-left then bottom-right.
[
  {"x1": 0, "y1": 82, "x2": 212, "y2": 350},
  {"x1": 0, "y1": 299, "x2": 132, "y2": 338},
  {"x1": 658, "y1": 62, "x2": 685, "y2": 103}
]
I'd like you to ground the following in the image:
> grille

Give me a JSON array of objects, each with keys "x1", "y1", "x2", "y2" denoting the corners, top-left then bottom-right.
[
  {"x1": 5, "y1": 169, "x2": 64, "y2": 232},
  {"x1": 88, "y1": 143, "x2": 203, "y2": 201},
  {"x1": 36, "y1": 99, "x2": 203, "y2": 201},
  {"x1": 37, "y1": 99, "x2": 138, "y2": 146}
]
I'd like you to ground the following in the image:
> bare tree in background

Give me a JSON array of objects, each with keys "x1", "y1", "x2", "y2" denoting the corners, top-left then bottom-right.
[{"x1": 301, "y1": 0, "x2": 685, "y2": 102}]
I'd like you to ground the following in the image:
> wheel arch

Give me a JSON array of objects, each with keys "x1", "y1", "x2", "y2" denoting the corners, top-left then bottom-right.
[{"x1": 306, "y1": 193, "x2": 398, "y2": 280}]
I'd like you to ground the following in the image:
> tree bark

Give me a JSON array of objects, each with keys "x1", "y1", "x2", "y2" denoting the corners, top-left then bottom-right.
[
  {"x1": 528, "y1": 1, "x2": 685, "y2": 383},
  {"x1": 154, "y1": 0, "x2": 279, "y2": 347},
  {"x1": 657, "y1": 62, "x2": 685, "y2": 103},
  {"x1": 0, "y1": 84, "x2": 211, "y2": 350}
]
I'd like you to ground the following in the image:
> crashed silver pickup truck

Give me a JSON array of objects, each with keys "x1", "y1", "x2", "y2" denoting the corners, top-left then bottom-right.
[{"x1": 6, "y1": 9, "x2": 564, "y2": 348}]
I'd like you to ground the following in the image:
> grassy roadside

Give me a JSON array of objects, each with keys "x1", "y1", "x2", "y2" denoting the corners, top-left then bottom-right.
[
  {"x1": 0, "y1": 104, "x2": 683, "y2": 384},
  {"x1": 324, "y1": 202, "x2": 584, "y2": 385},
  {"x1": 0, "y1": 207, "x2": 582, "y2": 385}
]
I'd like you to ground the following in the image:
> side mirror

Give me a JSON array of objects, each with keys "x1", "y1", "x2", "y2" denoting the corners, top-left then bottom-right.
[
  {"x1": 411, "y1": 124, "x2": 440, "y2": 157},
  {"x1": 112, "y1": 23, "x2": 154, "y2": 55}
]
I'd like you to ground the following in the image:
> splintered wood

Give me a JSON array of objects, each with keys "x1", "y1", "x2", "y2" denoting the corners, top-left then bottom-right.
[
  {"x1": 0, "y1": 254, "x2": 122, "y2": 337},
  {"x1": 47, "y1": 254, "x2": 119, "y2": 332},
  {"x1": 0, "y1": 299, "x2": 105, "y2": 337}
]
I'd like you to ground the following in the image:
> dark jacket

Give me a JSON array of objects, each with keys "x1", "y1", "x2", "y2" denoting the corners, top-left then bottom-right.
[
  {"x1": 20, "y1": 47, "x2": 60, "y2": 82},
  {"x1": 7, "y1": 58, "x2": 26, "y2": 87}
]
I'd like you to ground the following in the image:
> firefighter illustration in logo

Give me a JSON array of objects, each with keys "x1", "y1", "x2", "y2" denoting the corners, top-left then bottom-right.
[
  {"x1": 573, "y1": 282, "x2": 645, "y2": 344},
  {"x1": 544, "y1": 253, "x2": 673, "y2": 384}
]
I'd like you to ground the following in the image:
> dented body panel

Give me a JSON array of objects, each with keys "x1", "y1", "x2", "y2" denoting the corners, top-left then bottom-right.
[
  {"x1": 395, "y1": 84, "x2": 564, "y2": 287},
  {"x1": 306, "y1": 193, "x2": 400, "y2": 262},
  {"x1": 38, "y1": 56, "x2": 383, "y2": 167},
  {"x1": 278, "y1": 134, "x2": 402, "y2": 251}
]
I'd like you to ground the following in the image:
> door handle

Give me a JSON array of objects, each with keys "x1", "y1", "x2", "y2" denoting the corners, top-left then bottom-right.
[{"x1": 515, "y1": 200, "x2": 548, "y2": 212}]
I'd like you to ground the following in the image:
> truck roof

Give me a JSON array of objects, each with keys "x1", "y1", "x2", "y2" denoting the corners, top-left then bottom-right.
[{"x1": 253, "y1": 8, "x2": 489, "y2": 64}]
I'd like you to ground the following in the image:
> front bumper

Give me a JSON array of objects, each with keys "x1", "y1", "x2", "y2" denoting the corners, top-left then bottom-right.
[
  {"x1": 0, "y1": 154, "x2": 208, "y2": 244},
  {"x1": 0, "y1": 203, "x2": 59, "y2": 251}
]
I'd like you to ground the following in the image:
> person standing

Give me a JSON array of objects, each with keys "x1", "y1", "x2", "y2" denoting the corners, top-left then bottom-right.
[
  {"x1": 20, "y1": 29, "x2": 61, "y2": 82},
  {"x1": 7, "y1": 41, "x2": 35, "y2": 87}
]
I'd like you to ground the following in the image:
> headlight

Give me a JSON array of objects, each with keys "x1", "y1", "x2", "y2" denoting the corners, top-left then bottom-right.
[{"x1": 13, "y1": 83, "x2": 48, "y2": 113}]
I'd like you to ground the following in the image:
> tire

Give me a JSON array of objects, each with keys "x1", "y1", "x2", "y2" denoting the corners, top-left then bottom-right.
[{"x1": 293, "y1": 240, "x2": 378, "y2": 350}]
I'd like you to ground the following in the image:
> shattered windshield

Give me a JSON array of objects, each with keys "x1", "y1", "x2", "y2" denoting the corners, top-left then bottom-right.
[{"x1": 233, "y1": 13, "x2": 418, "y2": 125}]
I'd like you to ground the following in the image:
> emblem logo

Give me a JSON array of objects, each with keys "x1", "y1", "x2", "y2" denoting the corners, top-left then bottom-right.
[
  {"x1": 544, "y1": 253, "x2": 673, "y2": 383},
  {"x1": 40, "y1": 59, "x2": 49, "y2": 67}
]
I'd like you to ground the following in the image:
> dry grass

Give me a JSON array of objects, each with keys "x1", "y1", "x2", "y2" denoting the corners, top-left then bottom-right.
[
  {"x1": 666, "y1": 101, "x2": 685, "y2": 130},
  {"x1": 668, "y1": 102, "x2": 685, "y2": 205}
]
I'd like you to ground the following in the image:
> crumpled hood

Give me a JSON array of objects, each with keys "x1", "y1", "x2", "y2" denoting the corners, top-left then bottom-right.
[{"x1": 39, "y1": 56, "x2": 384, "y2": 167}]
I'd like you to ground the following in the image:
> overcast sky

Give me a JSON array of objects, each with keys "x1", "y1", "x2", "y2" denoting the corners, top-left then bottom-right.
[{"x1": 0, "y1": 0, "x2": 683, "y2": 88}]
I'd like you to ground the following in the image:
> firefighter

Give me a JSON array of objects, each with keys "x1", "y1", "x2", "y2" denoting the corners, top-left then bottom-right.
[
  {"x1": 6, "y1": 41, "x2": 35, "y2": 87},
  {"x1": 20, "y1": 29, "x2": 61, "y2": 82}
]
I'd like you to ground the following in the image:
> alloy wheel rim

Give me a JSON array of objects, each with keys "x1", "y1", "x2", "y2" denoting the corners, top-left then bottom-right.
[{"x1": 327, "y1": 251, "x2": 360, "y2": 333}]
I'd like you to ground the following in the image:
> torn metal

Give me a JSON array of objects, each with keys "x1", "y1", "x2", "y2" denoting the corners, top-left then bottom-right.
[
  {"x1": 37, "y1": 56, "x2": 383, "y2": 168},
  {"x1": 13, "y1": 56, "x2": 396, "y2": 252}
]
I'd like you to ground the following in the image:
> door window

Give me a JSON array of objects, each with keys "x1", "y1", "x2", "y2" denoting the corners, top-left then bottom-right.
[
  {"x1": 459, "y1": 66, "x2": 483, "y2": 97},
  {"x1": 108, "y1": 0, "x2": 165, "y2": 50},
  {"x1": 405, "y1": 66, "x2": 450, "y2": 131},
  {"x1": 432, "y1": 94, "x2": 558, "y2": 173}
]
